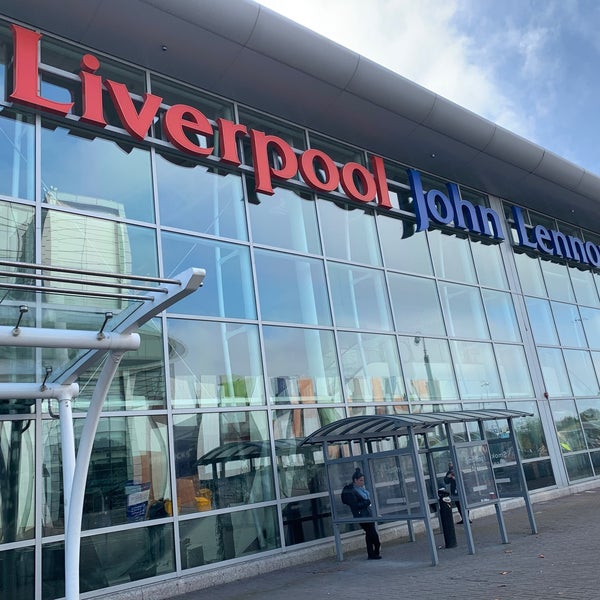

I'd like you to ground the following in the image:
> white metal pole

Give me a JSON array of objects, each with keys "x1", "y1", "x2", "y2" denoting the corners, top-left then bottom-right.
[
  {"x1": 59, "y1": 394, "x2": 77, "y2": 532},
  {"x1": 64, "y1": 350, "x2": 125, "y2": 600}
]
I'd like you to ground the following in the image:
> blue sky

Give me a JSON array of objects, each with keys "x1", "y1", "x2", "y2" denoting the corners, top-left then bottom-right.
[{"x1": 257, "y1": 0, "x2": 600, "y2": 176}]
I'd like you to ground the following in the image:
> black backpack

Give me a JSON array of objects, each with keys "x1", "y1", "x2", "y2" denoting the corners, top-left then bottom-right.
[{"x1": 341, "y1": 483, "x2": 355, "y2": 506}]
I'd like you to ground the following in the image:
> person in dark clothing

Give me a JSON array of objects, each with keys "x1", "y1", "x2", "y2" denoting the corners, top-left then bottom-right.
[
  {"x1": 444, "y1": 462, "x2": 471, "y2": 524},
  {"x1": 348, "y1": 468, "x2": 381, "y2": 559}
]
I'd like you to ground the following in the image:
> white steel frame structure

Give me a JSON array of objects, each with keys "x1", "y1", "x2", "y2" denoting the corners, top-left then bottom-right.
[{"x1": 0, "y1": 262, "x2": 205, "y2": 600}]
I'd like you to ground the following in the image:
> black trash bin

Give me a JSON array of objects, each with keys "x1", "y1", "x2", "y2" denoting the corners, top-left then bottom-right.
[{"x1": 437, "y1": 487, "x2": 457, "y2": 548}]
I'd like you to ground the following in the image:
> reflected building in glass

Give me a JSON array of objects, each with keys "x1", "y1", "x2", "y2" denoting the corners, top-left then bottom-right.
[{"x1": 1, "y1": 2, "x2": 600, "y2": 599}]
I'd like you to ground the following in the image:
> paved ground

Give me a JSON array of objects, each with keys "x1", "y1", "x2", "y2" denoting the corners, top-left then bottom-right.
[{"x1": 167, "y1": 487, "x2": 600, "y2": 600}]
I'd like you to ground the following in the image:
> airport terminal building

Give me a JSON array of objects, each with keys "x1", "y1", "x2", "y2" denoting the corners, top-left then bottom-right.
[{"x1": 2, "y1": 1, "x2": 600, "y2": 598}]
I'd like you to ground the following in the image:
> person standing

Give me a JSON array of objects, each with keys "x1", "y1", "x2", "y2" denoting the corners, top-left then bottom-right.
[
  {"x1": 348, "y1": 468, "x2": 381, "y2": 559},
  {"x1": 444, "y1": 462, "x2": 470, "y2": 524}
]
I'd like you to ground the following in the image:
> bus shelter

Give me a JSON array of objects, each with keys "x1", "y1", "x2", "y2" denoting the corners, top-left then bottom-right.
[{"x1": 301, "y1": 409, "x2": 538, "y2": 566}]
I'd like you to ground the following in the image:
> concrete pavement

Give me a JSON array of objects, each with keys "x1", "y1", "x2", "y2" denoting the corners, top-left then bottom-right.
[{"x1": 163, "y1": 484, "x2": 600, "y2": 600}]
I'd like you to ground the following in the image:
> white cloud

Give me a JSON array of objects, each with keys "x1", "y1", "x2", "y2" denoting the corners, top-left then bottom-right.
[{"x1": 256, "y1": 0, "x2": 534, "y2": 139}]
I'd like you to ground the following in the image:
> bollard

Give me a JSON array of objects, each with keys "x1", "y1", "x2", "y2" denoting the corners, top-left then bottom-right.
[{"x1": 438, "y1": 487, "x2": 457, "y2": 548}]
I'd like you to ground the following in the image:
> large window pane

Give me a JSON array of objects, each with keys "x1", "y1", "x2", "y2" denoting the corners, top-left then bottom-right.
[
  {"x1": 495, "y1": 345, "x2": 534, "y2": 398},
  {"x1": 168, "y1": 319, "x2": 264, "y2": 408},
  {"x1": 541, "y1": 260, "x2": 575, "y2": 302},
  {"x1": 41, "y1": 121, "x2": 154, "y2": 223},
  {"x1": 255, "y1": 250, "x2": 330, "y2": 325},
  {"x1": 439, "y1": 282, "x2": 489, "y2": 339},
  {"x1": 429, "y1": 229, "x2": 476, "y2": 284},
  {"x1": 162, "y1": 232, "x2": 255, "y2": 318},
  {"x1": 399, "y1": 336, "x2": 458, "y2": 402},
  {"x1": 580, "y1": 307, "x2": 600, "y2": 350},
  {"x1": 327, "y1": 263, "x2": 391, "y2": 331},
  {"x1": 317, "y1": 200, "x2": 380, "y2": 265},
  {"x1": 173, "y1": 411, "x2": 274, "y2": 514},
  {"x1": 377, "y1": 215, "x2": 433, "y2": 275},
  {"x1": 263, "y1": 326, "x2": 342, "y2": 404},
  {"x1": 576, "y1": 399, "x2": 600, "y2": 450},
  {"x1": 514, "y1": 253, "x2": 546, "y2": 297},
  {"x1": 42, "y1": 415, "x2": 170, "y2": 536},
  {"x1": 388, "y1": 274, "x2": 445, "y2": 336},
  {"x1": 0, "y1": 110, "x2": 34, "y2": 201},
  {"x1": 337, "y1": 332, "x2": 405, "y2": 403},
  {"x1": 0, "y1": 420, "x2": 35, "y2": 543},
  {"x1": 179, "y1": 506, "x2": 279, "y2": 568},
  {"x1": 0, "y1": 200, "x2": 34, "y2": 264},
  {"x1": 525, "y1": 298, "x2": 558, "y2": 345},
  {"x1": 273, "y1": 407, "x2": 344, "y2": 497},
  {"x1": 550, "y1": 400, "x2": 586, "y2": 452},
  {"x1": 249, "y1": 183, "x2": 320, "y2": 253},
  {"x1": 0, "y1": 547, "x2": 34, "y2": 600},
  {"x1": 563, "y1": 350, "x2": 599, "y2": 397},
  {"x1": 552, "y1": 302, "x2": 587, "y2": 347},
  {"x1": 570, "y1": 268, "x2": 599, "y2": 307},
  {"x1": 282, "y1": 497, "x2": 333, "y2": 546},
  {"x1": 509, "y1": 401, "x2": 549, "y2": 459},
  {"x1": 156, "y1": 152, "x2": 247, "y2": 240},
  {"x1": 451, "y1": 341, "x2": 502, "y2": 401},
  {"x1": 42, "y1": 525, "x2": 174, "y2": 597},
  {"x1": 482, "y1": 289, "x2": 521, "y2": 342},
  {"x1": 538, "y1": 348, "x2": 572, "y2": 397},
  {"x1": 471, "y1": 241, "x2": 508, "y2": 289}
]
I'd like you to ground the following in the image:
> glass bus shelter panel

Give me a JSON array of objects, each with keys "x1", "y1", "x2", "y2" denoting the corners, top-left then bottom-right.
[
  {"x1": 455, "y1": 442, "x2": 499, "y2": 506},
  {"x1": 327, "y1": 460, "x2": 362, "y2": 520},
  {"x1": 488, "y1": 437, "x2": 524, "y2": 497},
  {"x1": 369, "y1": 453, "x2": 421, "y2": 517}
]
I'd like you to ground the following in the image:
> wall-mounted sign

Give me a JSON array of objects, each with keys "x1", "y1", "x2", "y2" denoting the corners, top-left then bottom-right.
[{"x1": 6, "y1": 24, "x2": 596, "y2": 271}]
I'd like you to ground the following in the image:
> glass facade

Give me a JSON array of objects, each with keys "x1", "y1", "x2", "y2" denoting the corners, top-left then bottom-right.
[{"x1": 0, "y1": 14, "x2": 598, "y2": 599}]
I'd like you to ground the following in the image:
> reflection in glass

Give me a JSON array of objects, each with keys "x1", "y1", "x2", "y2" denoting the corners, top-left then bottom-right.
[
  {"x1": 41, "y1": 121, "x2": 154, "y2": 223},
  {"x1": 570, "y1": 268, "x2": 599, "y2": 307},
  {"x1": 563, "y1": 350, "x2": 599, "y2": 397},
  {"x1": 541, "y1": 260, "x2": 575, "y2": 303},
  {"x1": 471, "y1": 241, "x2": 508, "y2": 289},
  {"x1": 451, "y1": 341, "x2": 502, "y2": 400},
  {"x1": 273, "y1": 407, "x2": 344, "y2": 497},
  {"x1": 525, "y1": 298, "x2": 558, "y2": 345},
  {"x1": 576, "y1": 399, "x2": 600, "y2": 450},
  {"x1": 550, "y1": 399, "x2": 586, "y2": 452},
  {"x1": 378, "y1": 216, "x2": 433, "y2": 275},
  {"x1": 439, "y1": 282, "x2": 489, "y2": 339},
  {"x1": 255, "y1": 250, "x2": 331, "y2": 325},
  {"x1": 327, "y1": 263, "x2": 392, "y2": 331},
  {"x1": 71, "y1": 320, "x2": 165, "y2": 411},
  {"x1": 0, "y1": 200, "x2": 34, "y2": 265},
  {"x1": 552, "y1": 302, "x2": 587, "y2": 348},
  {"x1": 0, "y1": 110, "x2": 34, "y2": 201},
  {"x1": 399, "y1": 336, "x2": 458, "y2": 402},
  {"x1": 156, "y1": 153, "x2": 247, "y2": 240},
  {"x1": 429, "y1": 229, "x2": 476, "y2": 284},
  {"x1": 173, "y1": 411, "x2": 273, "y2": 514},
  {"x1": 42, "y1": 415, "x2": 170, "y2": 535},
  {"x1": 482, "y1": 290, "x2": 520, "y2": 342},
  {"x1": 179, "y1": 506, "x2": 279, "y2": 568},
  {"x1": 388, "y1": 274, "x2": 445, "y2": 336},
  {"x1": 168, "y1": 319, "x2": 264, "y2": 408},
  {"x1": 282, "y1": 497, "x2": 332, "y2": 546},
  {"x1": 509, "y1": 401, "x2": 549, "y2": 459},
  {"x1": 0, "y1": 420, "x2": 35, "y2": 543},
  {"x1": 161, "y1": 232, "x2": 255, "y2": 318},
  {"x1": 494, "y1": 345, "x2": 534, "y2": 398},
  {"x1": 580, "y1": 307, "x2": 600, "y2": 350},
  {"x1": 42, "y1": 525, "x2": 174, "y2": 596},
  {"x1": 317, "y1": 200, "x2": 380, "y2": 265},
  {"x1": 0, "y1": 546, "x2": 34, "y2": 600},
  {"x1": 514, "y1": 253, "x2": 546, "y2": 296},
  {"x1": 249, "y1": 183, "x2": 320, "y2": 253},
  {"x1": 564, "y1": 453, "x2": 593, "y2": 481},
  {"x1": 337, "y1": 332, "x2": 405, "y2": 403},
  {"x1": 263, "y1": 326, "x2": 342, "y2": 404},
  {"x1": 538, "y1": 348, "x2": 572, "y2": 397}
]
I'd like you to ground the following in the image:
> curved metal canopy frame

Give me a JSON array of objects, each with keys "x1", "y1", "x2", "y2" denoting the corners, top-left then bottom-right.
[{"x1": 0, "y1": 262, "x2": 205, "y2": 600}]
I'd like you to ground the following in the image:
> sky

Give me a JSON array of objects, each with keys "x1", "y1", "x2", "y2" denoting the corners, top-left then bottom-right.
[{"x1": 256, "y1": 0, "x2": 600, "y2": 177}]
